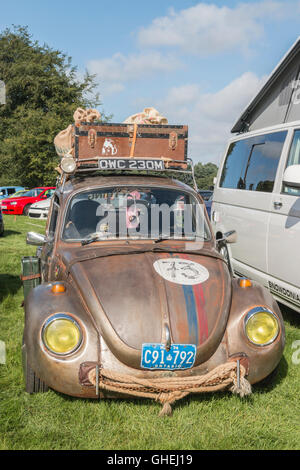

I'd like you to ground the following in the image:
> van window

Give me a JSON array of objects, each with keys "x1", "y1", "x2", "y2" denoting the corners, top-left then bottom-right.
[
  {"x1": 7, "y1": 188, "x2": 17, "y2": 195},
  {"x1": 220, "y1": 131, "x2": 287, "y2": 192},
  {"x1": 283, "y1": 129, "x2": 300, "y2": 195},
  {"x1": 219, "y1": 140, "x2": 251, "y2": 189}
]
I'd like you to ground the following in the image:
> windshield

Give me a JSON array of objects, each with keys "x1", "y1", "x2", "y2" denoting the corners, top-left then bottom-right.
[
  {"x1": 8, "y1": 190, "x2": 27, "y2": 198},
  {"x1": 62, "y1": 186, "x2": 211, "y2": 242}
]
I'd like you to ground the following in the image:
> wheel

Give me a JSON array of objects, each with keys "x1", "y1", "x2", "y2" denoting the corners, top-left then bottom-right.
[
  {"x1": 23, "y1": 204, "x2": 31, "y2": 216},
  {"x1": 22, "y1": 342, "x2": 49, "y2": 393}
]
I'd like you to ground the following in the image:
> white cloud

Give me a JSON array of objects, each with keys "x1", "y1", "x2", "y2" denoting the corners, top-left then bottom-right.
[
  {"x1": 138, "y1": 1, "x2": 299, "y2": 55},
  {"x1": 87, "y1": 51, "x2": 181, "y2": 96},
  {"x1": 156, "y1": 72, "x2": 267, "y2": 164}
]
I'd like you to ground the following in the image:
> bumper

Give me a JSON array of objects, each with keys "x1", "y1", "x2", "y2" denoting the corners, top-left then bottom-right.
[
  {"x1": 79, "y1": 359, "x2": 251, "y2": 415},
  {"x1": 29, "y1": 209, "x2": 48, "y2": 219},
  {"x1": 2, "y1": 205, "x2": 22, "y2": 215}
]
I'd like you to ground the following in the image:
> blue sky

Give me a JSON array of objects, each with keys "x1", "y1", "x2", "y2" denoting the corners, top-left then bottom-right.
[{"x1": 1, "y1": 0, "x2": 300, "y2": 164}]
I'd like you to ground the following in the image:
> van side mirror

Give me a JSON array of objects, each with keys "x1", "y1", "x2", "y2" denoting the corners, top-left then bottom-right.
[
  {"x1": 217, "y1": 230, "x2": 237, "y2": 249},
  {"x1": 283, "y1": 165, "x2": 300, "y2": 188}
]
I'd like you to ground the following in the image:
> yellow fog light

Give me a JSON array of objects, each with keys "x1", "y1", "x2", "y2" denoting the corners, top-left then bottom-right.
[
  {"x1": 42, "y1": 314, "x2": 82, "y2": 355},
  {"x1": 245, "y1": 307, "x2": 279, "y2": 346}
]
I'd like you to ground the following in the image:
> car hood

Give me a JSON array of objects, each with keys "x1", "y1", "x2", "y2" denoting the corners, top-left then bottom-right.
[
  {"x1": 31, "y1": 199, "x2": 51, "y2": 209},
  {"x1": 65, "y1": 247, "x2": 231, "y2": 369}
]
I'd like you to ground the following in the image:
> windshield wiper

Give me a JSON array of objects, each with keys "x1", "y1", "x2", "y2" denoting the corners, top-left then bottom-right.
[
  {"x1": 81, "y1": 232, "x2": 108, "y2": 246},
  {"x1": 153, "y1": 234, "x2": 196, "y2": 243},
  {"x1": 81, "y1": 236, "x2": 101, "y2": 246}
]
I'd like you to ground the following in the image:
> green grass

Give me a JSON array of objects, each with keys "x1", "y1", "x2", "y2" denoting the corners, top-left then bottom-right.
[{"x1": 0, "y1": 214, "x2": 299, "y2": 450}]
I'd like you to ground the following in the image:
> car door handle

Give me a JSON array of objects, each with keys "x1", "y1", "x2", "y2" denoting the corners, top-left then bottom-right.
[{"x1": 273, "y1": 201, "x2": 282, "y2": 209}]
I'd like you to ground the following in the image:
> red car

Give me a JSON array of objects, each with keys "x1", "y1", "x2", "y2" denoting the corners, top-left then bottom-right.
[{"x1": 2, "y1": 187, "x2": 55, "y2": 216}]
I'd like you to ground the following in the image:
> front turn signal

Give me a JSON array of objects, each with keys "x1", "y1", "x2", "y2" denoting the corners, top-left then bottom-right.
[
  {"x1": 51, "y1": 283, "x2": 66, "y2": 294},
  {"x1": 239, "y1": 278, "x2": 252, "y2": 288}
]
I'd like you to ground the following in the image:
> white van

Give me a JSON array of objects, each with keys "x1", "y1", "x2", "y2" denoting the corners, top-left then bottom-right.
[{"x1": 211, "y1": 38, "x2": 300, "y2": 313}]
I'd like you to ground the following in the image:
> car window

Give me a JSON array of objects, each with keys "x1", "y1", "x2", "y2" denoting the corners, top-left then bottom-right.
[
  {"x1": 7, "y1": 188, "x2": 17, "y2": 195},
  {"x1": 220, "y1": 131, "x2": 287, "y2": 192},
  {"x1": 283, "y1": 129, "x2": 300, "y2": 196},
  {"x1": 62, "y1": 186, "x2": 210, "y2": 242},
  {"x1": 23, "y1": 188, "x2": 44, "y2": 198},
  {"x1": 42, "y1": 189, "x2": 55, "y2": 198}
]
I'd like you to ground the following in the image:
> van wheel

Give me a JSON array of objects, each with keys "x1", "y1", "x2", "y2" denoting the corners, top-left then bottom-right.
[
  {"x1": 22, "y1": 342, "x2": 49, "y2": 393},
  {"x1": 23, "y1": 204, "x2": 31, "y2": 216}
]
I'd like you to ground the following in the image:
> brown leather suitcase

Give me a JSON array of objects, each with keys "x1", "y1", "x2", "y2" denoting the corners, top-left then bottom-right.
[{"x1": 73, "y1": 123, "x2": 188, "y2": 164}]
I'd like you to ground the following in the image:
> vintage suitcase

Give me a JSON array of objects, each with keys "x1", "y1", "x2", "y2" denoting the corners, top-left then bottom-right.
[{"x1": 73, "y1": 123, "x2": 188, "y2": 164}]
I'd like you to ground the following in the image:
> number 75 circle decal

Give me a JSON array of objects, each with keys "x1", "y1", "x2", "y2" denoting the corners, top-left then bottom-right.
[{"x1": 153, "y1": 258, "x2": 209, "y2": 285}]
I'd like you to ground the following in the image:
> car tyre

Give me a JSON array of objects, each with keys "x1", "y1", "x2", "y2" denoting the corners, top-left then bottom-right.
[
  {"x1": 22, "y1": 342, "x2": 49, "y2": 393},
  {"x1": 23, "y1": 204, "x2": 31, "y2": 216}
]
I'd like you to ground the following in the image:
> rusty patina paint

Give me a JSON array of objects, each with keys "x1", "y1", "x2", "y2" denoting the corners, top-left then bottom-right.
[{"x1": 23, "y1": 175, "x2": 285, "y2": 398}]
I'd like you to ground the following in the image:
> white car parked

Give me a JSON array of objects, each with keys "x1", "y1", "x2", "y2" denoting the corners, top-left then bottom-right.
[{"x1": 28, "y1": 197, "x2": 52, "y2": 219}]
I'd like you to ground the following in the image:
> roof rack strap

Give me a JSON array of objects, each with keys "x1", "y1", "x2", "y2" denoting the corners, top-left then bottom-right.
[{"x1": 129, "y1": 123, "x2": 138, "y2": 158}]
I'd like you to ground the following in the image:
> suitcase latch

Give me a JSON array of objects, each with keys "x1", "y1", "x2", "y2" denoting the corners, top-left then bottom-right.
[
  {"x1": 169, "y1": 131, "x2": 178, "y2": 150},
  {"x1": 88, "y1": 128, "x2": 97, "y2": 149}
]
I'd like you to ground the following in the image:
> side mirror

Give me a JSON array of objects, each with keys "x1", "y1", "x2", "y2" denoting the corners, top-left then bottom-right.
[
  {"x1": 224, "y1": 230, "x2": 237, "y2": 244},
  {"x1": 283, "y1": 165, "x2": 300, "y2": 188},
  {"x1": 26, "y1": 231, "x2": 47, "y2": 246},
  {"x1": 217, "y1": 230, "x2": 237, "y2": 249}
]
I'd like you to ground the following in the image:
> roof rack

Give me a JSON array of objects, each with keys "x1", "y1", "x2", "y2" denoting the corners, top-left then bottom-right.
[
  {"x1": 58, "y1": 156, "x2": 198, "y2": 192},
  {"x1": 57, "y1": 122, "x2": 198, "y2": 190}
]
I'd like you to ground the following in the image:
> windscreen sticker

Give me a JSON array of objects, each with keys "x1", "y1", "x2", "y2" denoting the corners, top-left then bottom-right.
[{"x1": 153, "y1": 258, "x2": 209, "y2": 285}]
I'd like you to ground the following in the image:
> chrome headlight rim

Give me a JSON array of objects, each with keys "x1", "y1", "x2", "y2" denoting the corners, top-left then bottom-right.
[
  {"x1": 60, "y1": 155, "x2": 77, "y2": 174},
  {"x1": 244, "y1": 306, "x2": 280, "y2": 347},
  {"x1": 41, "y1": 313, "x2": 83, "y2": 356}
]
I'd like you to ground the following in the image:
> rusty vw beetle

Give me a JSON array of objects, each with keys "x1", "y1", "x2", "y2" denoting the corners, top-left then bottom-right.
[{"x1": 22, "y1": 174, "x2": 285, "y2": 408}]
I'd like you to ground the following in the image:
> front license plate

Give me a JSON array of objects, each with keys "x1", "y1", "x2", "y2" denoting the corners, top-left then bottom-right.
[
  {"x1": 141, "y1": 343, "x2": 196, "y2": 370},
  {"x1": 1, "y1": 206, "x2": 6, "y2": 209}
]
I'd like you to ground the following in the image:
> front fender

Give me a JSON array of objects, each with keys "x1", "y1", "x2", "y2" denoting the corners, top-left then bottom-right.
[
  {"x1": 24, "y1": 281, "x2": 99, "y2": 397},
  {"x1": 226, "y1": 278, "x2": 285, "y2": 384}
]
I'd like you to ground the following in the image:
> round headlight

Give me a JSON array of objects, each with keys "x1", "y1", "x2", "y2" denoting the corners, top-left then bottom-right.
[
  {"x1": 42, "y1": 314, "x2": 82, "y2": 355},
  {"x1": 60, "y1": 156, "x2": 76, "y2": 174},
  {"x1": 245, "y1": 307, "x2": 279, "y2": 346}
]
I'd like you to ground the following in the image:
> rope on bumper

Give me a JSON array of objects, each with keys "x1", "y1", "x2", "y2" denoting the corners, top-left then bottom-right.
[{"x1": 88, "y1": 361, "x2": 252, "y2": 416}]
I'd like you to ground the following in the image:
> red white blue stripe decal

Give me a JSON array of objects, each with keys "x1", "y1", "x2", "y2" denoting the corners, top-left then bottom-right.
[{"x1": 175, "y1": 254, "x2": 208, "y2": 345}]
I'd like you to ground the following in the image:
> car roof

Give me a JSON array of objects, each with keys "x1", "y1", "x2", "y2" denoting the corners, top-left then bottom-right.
[{"x1": 0, "y1": 185, "x2": 23, "y2": 189}]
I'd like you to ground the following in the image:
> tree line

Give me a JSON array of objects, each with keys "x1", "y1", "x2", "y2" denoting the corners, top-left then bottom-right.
[{"x1": 0, "y1": 26, "x2": 217, "y2": 190}]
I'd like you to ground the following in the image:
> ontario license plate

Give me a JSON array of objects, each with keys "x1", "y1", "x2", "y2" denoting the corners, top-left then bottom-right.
[
  {"x1": 141, "y1": 343, "x2": 196, "y2": 370},
  {"x1": 1, "y1": 205, "x2": 6, "y2": 209}
]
